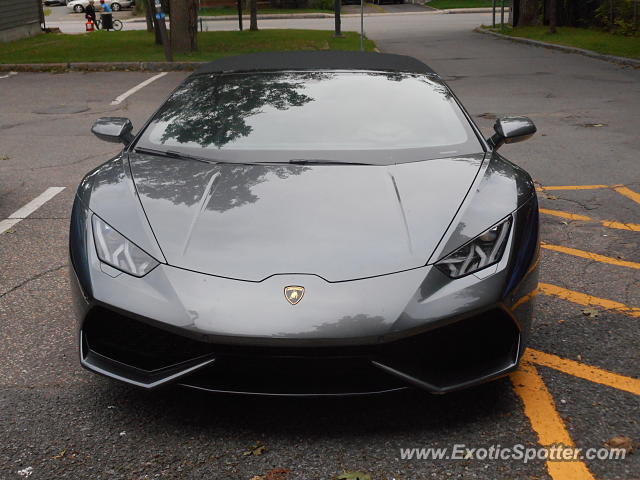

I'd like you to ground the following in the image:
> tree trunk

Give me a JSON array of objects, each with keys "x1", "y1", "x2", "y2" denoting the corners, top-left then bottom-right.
[
  {"x1": 517, "y1": 0, "x2": 539, "y2": 26},
  {"x1": 249, "y1": 0, "x2": 258, "y2": 31},
  {"x1": 237, "y1": 0, "x2": 243, "y2": 30},
  {"x1": 143, "y1": 0, "x2": 153, "y2": 32},
  {"x1": 334, "y1": 0, "x2": 341, "y2": 36},
  {"x1": 169, "y1": 0, "x2": 198, "y2": 53},
  {"x1": 548, "y1": 0, "x2": 557, "y2": 33},
  {"x1": 145, "y1": 0, "x2": 162, "y2": 43}
]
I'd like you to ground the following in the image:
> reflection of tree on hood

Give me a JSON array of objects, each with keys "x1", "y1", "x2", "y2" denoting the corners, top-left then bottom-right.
[
  {"x1": 129, "y1": 153, "x2": 310, "y2": 212},
  {"x1": 156, "y1": 73, "x2": 327, "y2": 149}
]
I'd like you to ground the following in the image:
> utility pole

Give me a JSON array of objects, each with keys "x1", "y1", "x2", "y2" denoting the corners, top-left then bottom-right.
[{"x1": 334, "y1": 0, "x2": 341, "y2": 37}]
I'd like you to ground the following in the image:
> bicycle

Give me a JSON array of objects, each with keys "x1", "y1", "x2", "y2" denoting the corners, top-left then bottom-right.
[{"x1": 95, "y1": 17, "x2": 123, "y2": 31}]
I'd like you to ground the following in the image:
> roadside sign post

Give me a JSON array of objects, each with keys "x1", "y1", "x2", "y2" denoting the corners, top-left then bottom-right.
[
  {"x1": 154, "y1": 0, "x2": 173, "y2": 61},
  {"x1": 360, "y1": 0, "x2": 364, "y2": 51},
  {"x1": 492, "y1": 0, "x2": 496, "y2": 27}
]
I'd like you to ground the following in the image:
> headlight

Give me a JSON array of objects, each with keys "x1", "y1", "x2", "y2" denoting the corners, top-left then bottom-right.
[
  {"x1": 92, "y1": 215, "x2": 159, "y2": 277},
  {"x1": 435, "y1": 216, "x2": 512, "y2": 278}
]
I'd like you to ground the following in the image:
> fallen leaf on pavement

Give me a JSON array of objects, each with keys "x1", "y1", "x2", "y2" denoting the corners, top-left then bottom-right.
[
  {"x1": 52, "y1": 449, "x2": 67, "y2": 460},
  {"x1": 605, "y1": 436, "x2": 633, "y2": 453},
  {"x1": 336, "y1": 472, "x2": 372, "y2": 480},
  {"x1": 244, "y1": 442, "x2": 267, "y2": 456},
  {"x1": 582, "y1": 308, "x2": 600, "y2": 318},
  {"x1": 264, "y1": 468, "x2": 291, "y2": 480}
]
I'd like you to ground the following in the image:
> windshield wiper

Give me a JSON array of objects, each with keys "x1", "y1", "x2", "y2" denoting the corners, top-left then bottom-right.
[
  {"x1": 134, "y1": 147, "x2": 223, "y2": 165},
  {"x1": 286, "y1": 159, "x2": 373, "y2": 166}
]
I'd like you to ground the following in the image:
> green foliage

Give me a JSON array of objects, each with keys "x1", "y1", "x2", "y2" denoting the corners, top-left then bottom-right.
[
  {"x1": 0, "y1": 29, "x2": 377, "y2": 64},
  {"x1": 308, "y1": 0, "x2": 335, "y2": 11},
  {"x1": 487, "y1": 25, "x2": 640, "y2": 58},
  {"x1": 427, "y1": 0, "x2": 493, "y2": 8},
  {"x1": 594, "y1": 0, "x2": 639, "y2": 34}
]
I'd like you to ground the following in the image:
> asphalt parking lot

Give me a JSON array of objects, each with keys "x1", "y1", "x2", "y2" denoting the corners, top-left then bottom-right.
[{"x1": 1, "y1": 13, "x2": 639, "y2": 480}]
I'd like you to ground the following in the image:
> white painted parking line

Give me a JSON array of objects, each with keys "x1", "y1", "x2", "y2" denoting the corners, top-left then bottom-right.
[
  {"x1": 110, "y1": 72, "x2": 168, "y2": 105},
  {"x1": 0, "y1": 187, "x2": 66, "y2": 235}
]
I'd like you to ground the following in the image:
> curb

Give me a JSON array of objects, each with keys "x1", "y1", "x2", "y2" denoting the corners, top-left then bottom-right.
[
  {"x1": 127, "y1": 13, "x2": 332, "y2": 22},
  {"x1": 474, "y1": 27, "x2": 640, "y2": 68},
  {"x1": 0, "y1": 61, "x2": 205, "y2": 72},
  {"x1": 439, "y1": 7, "x2": 509, "y2": 13},
  {"x1": 124, "y1": 7, "x2": 502, "y2": 22}
]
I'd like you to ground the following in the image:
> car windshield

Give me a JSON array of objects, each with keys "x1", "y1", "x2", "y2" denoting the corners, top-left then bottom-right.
[{"x1": 135, "y1": 71, "x2": 483, "y2": 165}]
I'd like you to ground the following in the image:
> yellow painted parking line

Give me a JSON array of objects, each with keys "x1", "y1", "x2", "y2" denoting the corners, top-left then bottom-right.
[
  {"x1": 541, "y1": 243, "x2": 640, "y2": 270},
  {"x1": 613, "y1": 185, "x2": 640, "y2": 205},
  {"x1": 600, "y1": 219, "x2": 640, "y2": 231},
  {"x1": 537, "y1": 185, "x2": 610, "y2": 191},
  {"x1": 510, "y1": 362, "x2": 596, "y2": 480},
  {"x1": 539, "y1": 283, "x2": 640, "y2": 318},
  {"x1": 513, "y1": 287, "x2": 540, "y2": 310},
  {"x1": 539, "y1": 208, "x2": 592, "y2": 221},
  {"x1": 540, "y1": 208, "x2": 640, "y2": 232},
  {"x1": 525, "y1": 349, "x2": 640, "y2": 396}
]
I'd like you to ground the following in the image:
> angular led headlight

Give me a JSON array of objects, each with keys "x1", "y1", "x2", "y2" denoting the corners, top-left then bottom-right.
[
  {"x1": 92, "y1": 215, "x2": 159, "y2": 277},
  {"x1": 435, "y1": 216, "x2": 512, "y2": 279}
]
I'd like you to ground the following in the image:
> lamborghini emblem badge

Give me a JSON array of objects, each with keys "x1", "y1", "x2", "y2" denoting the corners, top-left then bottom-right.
[{"x1": 284, "y1": 286, "x2": 305, "y2": 305}]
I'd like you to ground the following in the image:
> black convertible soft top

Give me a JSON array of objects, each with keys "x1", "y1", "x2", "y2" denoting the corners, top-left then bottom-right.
[{"x1": 193, "y1": 51, "x2": 437, "y2": 76}]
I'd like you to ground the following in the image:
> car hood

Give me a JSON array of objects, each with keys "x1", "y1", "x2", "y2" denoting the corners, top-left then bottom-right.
[{"x1": 129, "y1": 152, "x2": 485, "y2": 282}]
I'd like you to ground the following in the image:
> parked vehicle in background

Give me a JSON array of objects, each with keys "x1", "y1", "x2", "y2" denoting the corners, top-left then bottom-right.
[
  {"x1": 67, "y1": 0, "x2": 131, "y2": 13},
  {"x1": 43, "y1": 0, "x2": 71, "y2": 5}
]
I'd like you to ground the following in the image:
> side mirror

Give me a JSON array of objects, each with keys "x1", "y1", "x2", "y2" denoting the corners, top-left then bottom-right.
[
  {"x1": 91, "y1": 117, "x2": 134, "y2": 146},
  {"x1": 489, "y1": 116, "x2": 536, "y2": 150}
]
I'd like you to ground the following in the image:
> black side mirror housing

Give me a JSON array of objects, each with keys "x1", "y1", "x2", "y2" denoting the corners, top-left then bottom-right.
[
  {"x1": 91, "y1": 117, "x2": 134, "y2": 146},
  {"x1": 489, "y1": 116, "x2": 536, "y2": 150}
]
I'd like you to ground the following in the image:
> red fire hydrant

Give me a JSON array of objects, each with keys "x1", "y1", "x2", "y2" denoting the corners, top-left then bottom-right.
[{"x1": 86, "y1": 18, "x2": 95, "y2": 32}]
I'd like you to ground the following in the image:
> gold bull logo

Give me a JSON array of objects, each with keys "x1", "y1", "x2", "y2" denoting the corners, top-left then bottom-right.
[{"x1": 284, "y1": 286, "x2": 305, "y2": 305}]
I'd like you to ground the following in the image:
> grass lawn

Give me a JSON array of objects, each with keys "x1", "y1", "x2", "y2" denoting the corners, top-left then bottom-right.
[
  {"x1": 199, "y1": 7, "x2": 332, "y2": 16},
  {"x1": 427, "y1": 0, "x2": 493, "y2": 9},
  {"x1": 485, "y1": 26, "x2": 640, "y2": 59},
  {"x1": 0, "y1": 29, "x2": 376, "y2": 64}
]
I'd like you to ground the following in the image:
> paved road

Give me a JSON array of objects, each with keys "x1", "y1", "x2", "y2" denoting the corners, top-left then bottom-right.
[
  {"x1": 47, "y1": 7, "x2": 469, "y2": 34},
  {"x1": 1, "y1": 13, "x2": 639, "y2": 480}
]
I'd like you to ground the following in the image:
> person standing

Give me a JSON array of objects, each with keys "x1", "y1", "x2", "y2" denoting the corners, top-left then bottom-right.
[
  {"x1": 85, "y1": 0, "x2": 98, "y2": 29},
  {"x1": 99, "y1": 0, "x2": 113, "y2": 30}
]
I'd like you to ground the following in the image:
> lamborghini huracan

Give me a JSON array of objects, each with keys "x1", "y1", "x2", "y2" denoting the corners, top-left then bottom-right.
[{"x1": 70, "y1": 51, "x2": 539, "y2": 395}]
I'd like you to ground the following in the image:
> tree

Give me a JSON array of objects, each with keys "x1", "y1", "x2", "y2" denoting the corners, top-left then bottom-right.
[
  {"x1": 249, "y1": 0, "x2": 258, "y2": 31},
  {"x1": 169, "y1": 0, "x2": 198, "y2": 53},
  {"x1": 517, "y1": 0, "x2": 540, "y2": 26},
  {"x1": 145, "y1": 0, "x2": 162, "y2": 43},
  {"x1": 548, "y1": 0, "x2": 557, "y2": 33}
]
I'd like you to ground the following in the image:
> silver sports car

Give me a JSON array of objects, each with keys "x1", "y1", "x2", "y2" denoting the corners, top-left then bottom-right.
[{"x1": 70, "y1": 51, "x2": 539, "y2": 396}]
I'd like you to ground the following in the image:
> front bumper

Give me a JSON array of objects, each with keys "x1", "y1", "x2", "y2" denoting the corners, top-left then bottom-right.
[
  {"x1": 78, "y1": 304, "x2": 523, "y2": 395},
  {"x1": 70, "y1": 195, "x2": 539, "y2": 395}
]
